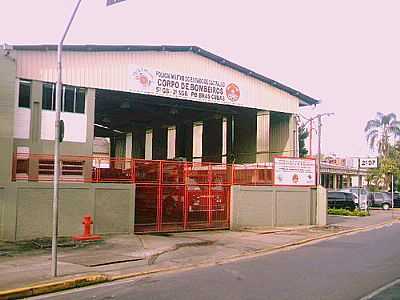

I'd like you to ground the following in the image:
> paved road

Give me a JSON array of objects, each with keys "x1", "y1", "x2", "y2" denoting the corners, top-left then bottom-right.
[{"x1": 35, "y1": 223, "x2": 400, "y2": 300}]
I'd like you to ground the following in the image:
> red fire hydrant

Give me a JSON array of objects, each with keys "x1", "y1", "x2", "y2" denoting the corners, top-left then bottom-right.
[{"x1": 72, "y1": 215, "x2": 101, "y2": 241}]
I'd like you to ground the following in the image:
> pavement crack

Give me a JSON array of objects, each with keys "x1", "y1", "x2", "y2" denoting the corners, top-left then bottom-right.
[{"x1": 147, "y1": 240, "x2": 214, "y2": 265}]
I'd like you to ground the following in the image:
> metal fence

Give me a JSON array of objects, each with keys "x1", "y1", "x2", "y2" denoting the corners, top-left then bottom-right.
[{"x1": 12, "y1": 153, "x2": 274, "y2": 233}]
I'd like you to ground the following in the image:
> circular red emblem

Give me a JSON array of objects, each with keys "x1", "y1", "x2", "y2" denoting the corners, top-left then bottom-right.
[{"x1": 226, "y1": 83, "x2": 240, "y2": 101}]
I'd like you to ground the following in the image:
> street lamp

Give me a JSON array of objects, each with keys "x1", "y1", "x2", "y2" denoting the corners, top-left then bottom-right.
[{"x1": 51, "y1": 0, "x2": 127, "y2": 278}]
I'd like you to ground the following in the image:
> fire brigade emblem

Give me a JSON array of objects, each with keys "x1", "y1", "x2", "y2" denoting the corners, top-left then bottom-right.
[
  {"x1": 132, "y1": 68, "x2": 154, "y2": 90},
  {"x1": 226, "y1": 83, "x2": 240, "y2": 102}
]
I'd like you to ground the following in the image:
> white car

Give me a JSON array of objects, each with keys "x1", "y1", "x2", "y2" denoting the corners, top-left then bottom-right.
[{"x1": 338, "y1": 188, "x2": 368, "y2": 209}]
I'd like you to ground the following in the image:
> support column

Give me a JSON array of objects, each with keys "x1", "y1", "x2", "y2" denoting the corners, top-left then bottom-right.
[
  {"x1": 192, "y1": 122, "x2": 203, "y2": 163},
  {"x1": 256, "y1": 111, "x2": 270, "y2": 163},
  {"x1": 145, "y1": 129, "x2": 152, "y2": 160},
  {"x1": 332, "y1": 174, "x2": 337, "y2": 190},
  {"x1": 269, "y1": 113, "x2": 294, "y2": 160},
  {"x1": 226, "y1": 115, "x2": 234, "y2": 164},
  {"x1": 125, "y1": 133, "x2": 132, "y2": 159},
  {"x1": 175, "y1": 122, "x2": 193, "y2": 161},
  {"x1": 152, "y1": 127, "x2": 167, "y2": 160},
  {"x1": 234, "y1": 111, "x2": 257, "y2": 163},
  {"x1": 167, "y1": 126, "x2": 176, "y2": 160},
  {"x1": 26, "y1": 81, "x2": 43, "y2": 181},
  {"x1": 132, "y1": 128, "x2": 145, "y2": 159},
  {"x1": 203, "y1": 118, "x2": 222, "y2": 163}
]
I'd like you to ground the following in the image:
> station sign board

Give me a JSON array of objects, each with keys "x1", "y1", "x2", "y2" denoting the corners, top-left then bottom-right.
[
  {"x1": 273, "y1": 157, "x2": 316, "y2": 186},
  {"x1": 358, "y1": 157, "x2": 378, "y2": 169},
  {"x1": 127, "y1": 65, "x2": 241, "y2": 108}
]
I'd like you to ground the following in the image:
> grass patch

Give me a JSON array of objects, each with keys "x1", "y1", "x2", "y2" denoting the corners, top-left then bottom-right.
[{"x1": 328, "y1": 208, "x2": 369, "y2": 217}]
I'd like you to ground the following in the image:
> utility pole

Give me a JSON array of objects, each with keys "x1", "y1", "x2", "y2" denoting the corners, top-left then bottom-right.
[
  {"x1": 392, "y1": 173, "x2": 394, "y2": 209},
  {"x1": 51, "y1": 0, "x2": 127, "y2": 278},
  {"x1": 317, "y1": 115, "x2": 322, "y2": 185},
  {"x1": 300, "y1": 113, "x2": 333, "y2": 186},
  {"x1": 309, "y1": 119, "x2": 313, "y2": 156},
  {"x1": 52, "y1": 0, "x2": 83, "y2": 278}
]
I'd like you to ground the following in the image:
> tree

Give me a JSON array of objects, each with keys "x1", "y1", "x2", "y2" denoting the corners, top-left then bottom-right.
[
  {"x1": 298, "y1": 125, "x2": 309, "y2": 158},
  {"x1": 367, "y1": 144, "x2": 400, "y2": 191},
  {"x1": 365, "y1": 112, "x2": 400, "y2": 157}
]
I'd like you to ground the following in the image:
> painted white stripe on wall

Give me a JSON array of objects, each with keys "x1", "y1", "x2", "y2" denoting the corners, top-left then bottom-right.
[
  {"x1": 14, "y1": 108, "x2": 31, "y2": 139},
  {"x1": 40, "y1": 110, "x2": 87, "y2": 143}
]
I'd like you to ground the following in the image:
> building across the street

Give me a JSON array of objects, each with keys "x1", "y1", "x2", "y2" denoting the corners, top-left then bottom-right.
[
  {"x1": 0, "y1": 44, "x2": 326, "y2": 241},
  {"x1": 320, "y1": 155, "x2": 368, "y2": 190}
]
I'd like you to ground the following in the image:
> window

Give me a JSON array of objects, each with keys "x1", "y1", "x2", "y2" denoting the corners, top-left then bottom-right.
[
  {"x1": 42, "y1": 83, "x2": 85, "y2": 113},
  {"x1": 75, "y1": 88, "x2": 86, "y2": 113},
  {"x1": 18, "y1": 80, "x2": 31, "y2": 108},
  {"x1": 63, "y1": 86, "x2": 75, "y2": 112},
  {"x1": 42, "y1": 83, "x2": 55, "y2": 110}
]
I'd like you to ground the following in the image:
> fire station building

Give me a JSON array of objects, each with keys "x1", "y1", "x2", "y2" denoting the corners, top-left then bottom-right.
[{"x1": 0, "y1": 45, "x2": 324, "y2": 241}]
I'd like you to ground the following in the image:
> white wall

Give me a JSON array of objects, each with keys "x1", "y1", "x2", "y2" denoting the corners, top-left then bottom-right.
[
  {"x1": 41, "y1": 110, "x2": 87, "y2": 143},
  {"x1": 14, "y1": 108, "x2": 31, "y2": 139},
  {"x1": 15, "y1": 50, "x2": 300, "y2": 114}
]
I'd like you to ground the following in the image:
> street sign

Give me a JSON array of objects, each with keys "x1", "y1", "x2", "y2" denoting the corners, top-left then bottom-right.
[
  {"x1": 359, "y1": 157, "x2": 378, "y2": 169},
  {"x1": 106, "y1": 0, "x2": 126, "y2": 6}
]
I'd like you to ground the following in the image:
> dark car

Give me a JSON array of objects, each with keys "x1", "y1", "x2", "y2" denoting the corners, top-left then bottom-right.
[
  {"x1": 327, "y1": 191, "x2": 356, "y2": 210},
  {"x1": 367, "y1": 192, "x2": 393, "y2": 210},
  {"x1": 382, "y1": 192, "x2": 400, "y2": 208}
]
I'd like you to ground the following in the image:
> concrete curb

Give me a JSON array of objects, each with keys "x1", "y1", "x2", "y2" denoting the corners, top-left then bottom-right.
[
  {"x1": 0, "y1": 275, "x2": 108, "y2": 300},
  {"x1": 0, "y1": 219, "x2": 398, "y2": 299}
]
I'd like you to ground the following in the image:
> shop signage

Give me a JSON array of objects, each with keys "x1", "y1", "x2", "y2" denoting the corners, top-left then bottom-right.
[
  {"x1": 274, "y1": 157, "x2": 316, "y2": 186},
  {"x1": 127, "y1": 65, "x2": 241, "y2": 106}
]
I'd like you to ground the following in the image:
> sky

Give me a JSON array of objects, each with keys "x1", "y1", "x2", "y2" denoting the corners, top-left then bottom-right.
[{"x1": 1, "y1": 0, "x2": 399, "y2": 158}]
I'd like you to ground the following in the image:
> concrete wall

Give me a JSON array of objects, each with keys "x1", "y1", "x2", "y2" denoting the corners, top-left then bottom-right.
[
  {"x1": 0, "y1": 182, "x2": 135, "y2": 241},
  {"x1": 230, "y1": 186, "x2": 325, "y2": 230}
]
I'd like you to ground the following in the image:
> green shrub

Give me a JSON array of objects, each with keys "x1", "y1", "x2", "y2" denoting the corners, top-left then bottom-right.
[{"x1": 328, "y1": 208, "x2": 369, "y2": 217}]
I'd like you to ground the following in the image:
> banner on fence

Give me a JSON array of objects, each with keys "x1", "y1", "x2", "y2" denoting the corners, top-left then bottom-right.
[{"x1": 273, "y1": 157, "x2": 316, "y2": 186}]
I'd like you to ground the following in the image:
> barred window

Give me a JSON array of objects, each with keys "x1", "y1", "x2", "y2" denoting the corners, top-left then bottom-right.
[
  {"x1": 42, "y1": 83, "x2": 85, "y2": 113},
  {"x1": 18, "y1": 80, "x2": 31, "y2": 108}
]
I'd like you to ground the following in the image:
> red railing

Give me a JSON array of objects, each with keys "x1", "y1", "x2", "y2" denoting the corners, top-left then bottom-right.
[{"x1": 12, "y1": 153, "x2": 274, "y2": 186}]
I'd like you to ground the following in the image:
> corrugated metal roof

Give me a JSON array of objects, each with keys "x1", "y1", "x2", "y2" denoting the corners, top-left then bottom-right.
[{"x1": 11, "y1": 44, "x2": 320, "y2": 106}]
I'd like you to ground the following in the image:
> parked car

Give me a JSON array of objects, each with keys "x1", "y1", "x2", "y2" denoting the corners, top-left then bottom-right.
[
  {"x1": 327, "y1": 191, "x2": 357, "y2": 210},
  {"x1": 382, "y1": 192, "x2": 400, "y2": 208},
  {"x1": 367, "y1": 192, "x2": 393, "y2": 210},
  {"x1": 338, "y1": 187, "x2": 369, "y2": 209}
]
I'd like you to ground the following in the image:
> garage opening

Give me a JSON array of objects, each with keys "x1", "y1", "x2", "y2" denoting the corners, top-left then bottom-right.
[{"x1": 92, "y1": 89, "x2": 262, "y2": 232}]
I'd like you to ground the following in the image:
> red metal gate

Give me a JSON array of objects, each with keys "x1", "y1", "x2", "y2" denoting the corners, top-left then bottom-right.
[{"x1": 134, "y1": 161, "x2": 231, "y2": 233}]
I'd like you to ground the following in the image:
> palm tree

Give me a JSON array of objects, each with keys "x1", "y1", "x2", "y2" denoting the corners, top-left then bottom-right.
[{"x1": 365, "y1": 112, "x2": 400, "y2": 157}]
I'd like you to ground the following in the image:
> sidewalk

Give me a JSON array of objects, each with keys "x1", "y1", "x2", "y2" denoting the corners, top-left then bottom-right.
[{"x1": 0, "y1": 210, "x2": 398, "y2": 299}]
